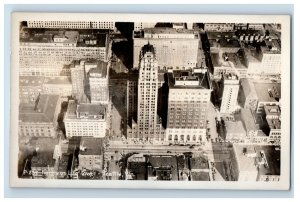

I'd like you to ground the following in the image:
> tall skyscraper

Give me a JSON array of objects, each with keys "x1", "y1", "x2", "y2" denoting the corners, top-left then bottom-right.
[
  {"x1": 137, "y1": 44, "x2": 160, "y2": 140},
  {"x1": 166, "y1": 69, "x2": 212, "y2": 143},
  {"x1": 220, "y1": 72, "x2": 240, "y2": 114}
]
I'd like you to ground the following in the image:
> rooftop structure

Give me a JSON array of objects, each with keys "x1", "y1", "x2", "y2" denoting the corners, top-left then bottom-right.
[
  {"x1": 65, "y1": 101, "x2": 106, "y2": 120},
  {"x1": 134, "y1": 27, "x2": 199, "y2": 39},
  {"x1": 20, "y1": 28, "x2": 108, "y2": 47},
  {"x1": 167, "y1": 69, "x2": 210, "y2": 89},
  {"x1": 79, "y1": 137, "x2": 103, "y2": 155},
  {"x1": 253, "y1": 83, "x2": 281, "y2": 103}
]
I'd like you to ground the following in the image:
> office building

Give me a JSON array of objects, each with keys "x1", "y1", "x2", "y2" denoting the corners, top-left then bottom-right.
[
  {"x1": 204, "y1": 23, "x2": 235, "y2": 32},
  {"x1": 133, "y1": 27, "x2": 199, "y2": 69},
  {"x1": 166, "y1": 68, "x2": 211, "y2": 143},
  {"x1": 19, "y1": 28, "x2": 109, "y2": 76},
  {"x1": 264, "y1": 105, "x2": 281, "y2": 145},
  {"x1": 220, "y1": 72, "x2": 239, "y2": 114},
  {"x1": 78, "y1": 137, "x2": 103, "y2": 171},
  {"x1": 88, "y1": 60, "x2": 109, "y2": 104},
  {"x1": 64, "y1": 100, "x2": 107, "y2": 138},
  {"x1": 26, "y1": 20, "x2": 115, "y2": 30},
  {"x1": 136, "y1": 44, "x2": 165, "y2": 141},
  {"x1": 70, "y1": 60, "x2": 86, "y2": 99},
  {"x1": 19, "y1": 94, "x2": 61, "y2": 137}
]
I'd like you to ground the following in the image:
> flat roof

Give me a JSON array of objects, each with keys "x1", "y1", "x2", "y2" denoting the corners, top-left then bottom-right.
[
  {"x1": 190, "y1": 156, "x2": 209, "y2": 169},
  {"x1": 225, "y1": 120, "x2": 246, "y2": 134},
  {"x1": 31, "y1": 137, "x2": 59, "y2": 167},
  {"x1": 255, "y1": 146, "x2": 280, "y2": 176},
  {"x1": 240, "y1": 78, "x2": 258, "y2": 98},
  {"x1": 88, "y1": 60, "x2": 108, "y2": 78},
  {"x1": 44, "y1": 76, "x2": 72, "y2": 85},
  {"x1": 149, "y1": 155, "x2": 177, "y2": 168},
  {"x1": 144, "y1": 27, "x2": 196, "y2": 35},
  {"x1": 65, "y1": 100, "x2": 106, "y2": 120},
  {"x1": 19, "y1": 94, "x2": 60, "y2": 123},
  {"x1": 233, "y1": 144, "x2": 258, "y2": 172},
  {"x1": 253, "y1": 82, "x2": 281, "y2": 103},
  {"x1": 20, "y1": 28, "x2": 107, "y2": 47},
  {"x1": 240, "y1": 109, "x2": 259, "y2": 131},
  {"x1": 168, "y1": 70, "x2": 210, "y2": 89},
  {"x1": 79, "y1": 137, "x2": 103, "y2": 155},
  {"x1": 19, "y1": 76, "x2": 45, "y2": 87}
]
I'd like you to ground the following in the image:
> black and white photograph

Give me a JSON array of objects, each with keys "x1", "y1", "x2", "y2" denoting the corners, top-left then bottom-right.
[{"x1": 10, "y1": 13, "x2": 291, "y2": 190}]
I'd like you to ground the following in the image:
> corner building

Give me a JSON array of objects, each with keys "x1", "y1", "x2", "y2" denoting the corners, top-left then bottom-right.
[{"x1": 166, "y1": 69, "x2": 212, "y2": 144}]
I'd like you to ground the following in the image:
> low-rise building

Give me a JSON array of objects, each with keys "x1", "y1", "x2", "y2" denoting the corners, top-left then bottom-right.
[
  {"x1": 78, "y1": 137, "x2": 103, "y2": 171},
  {"x1": 30, "y1": 138, "x2": 59, "y2": 179},
  {"x1": 19, "y1": 94, "x2": 61, "y2": 137},
  {"x1": 64, "y1": 100, "x2": 107, "y2": 138},
  {"x1": 204, "y1": 23, "x2": 235, "y2": 32}
]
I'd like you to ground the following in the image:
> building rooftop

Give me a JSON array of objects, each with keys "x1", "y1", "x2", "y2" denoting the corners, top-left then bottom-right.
[
  {"x1": 240, "y1": 78, "x2": 258, "y2": 99},
  {"x1": 264, "y1": 105, "x2": 281, "y2": 118},
  {"x1": 253, "y1": 82, "x2": 281, "y2": 103},
  {"x1": 255, "y1": 146, "x2": 280, "y2": 176},
  {"x1": 19, "y1": 94, "x2": 60, "y2": 123},
  {"x1": 233, "y1": 144, "x2": 258, "y2": 173},
  {"x1": 266, "y1": 118, "x2": 281, "y2": 130},
  {"x1": 225, "y1": 120, "x2": 246, "y2": 135},
  {"x1": 20, "y1": 28, "x2": 107, "y2": 47},
  {"x1": 148, "y1": 155, "x2": 177, "y2": 169},
  {"x1": 134, "y1": 27, "x2": 199, "y2": 39},
  {"x1": 167, "y1": 69, "x2": 210, "y2": 89},
  {"x1": 31, "y1": 137, "x2": 59, "y2": 168},
  {"x1": 79, "y1": 137, "x2": 103, "y2": 155},
  {"x1": 212, "y1": 50, "x2": 247, "y2": 69},
  {"x1": 240, "y1": 108, "x2": 259, "y2": 131},
  {"x1": 44, "y1": 76, "x2": 72, "y2": 85},
  {"x1": 261, "y1": 39, "x2": 281, "y2": 54},
  {"x1": 190, "y1": 156, "x2": 209, "y2": 170},
  {"x1": 19, "y1": 76, "x2": 45, "y2": 87},
  {"x1": 65, "y1": 100, "x2": 106, "y2": 120},
  {"x1": 88, "y1": 60, "x2": 108, "y2": 78}
]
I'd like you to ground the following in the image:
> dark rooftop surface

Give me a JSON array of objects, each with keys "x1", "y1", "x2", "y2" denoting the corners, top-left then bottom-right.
[
  {"x1": 191, "y1": 172, "x2": 210, "y2": 181},
  {"x1": 88, "y1": 60, "x2": 108, "y2": 78},
  {"x1": 31, "y1": 138, "x2": 59, "y2": 168},
  {"x1": 19, "y1": 94, "x2": 60, "y2": 123},
  {"x1": 255, "y1": 146, "x2": 280, "y2": 176},
  {"x1": 190, "y1": 156, "x2": 209, "y2": 170},
  {"x1": 20, "y1": 28, "x2": 108, "y2": 47},
  {"x1": 167, "y1": 70, "x2": 210, "y2": 89},
  {"x1": 79, "y1": 137, "x2": 103, "y2": 155}
]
